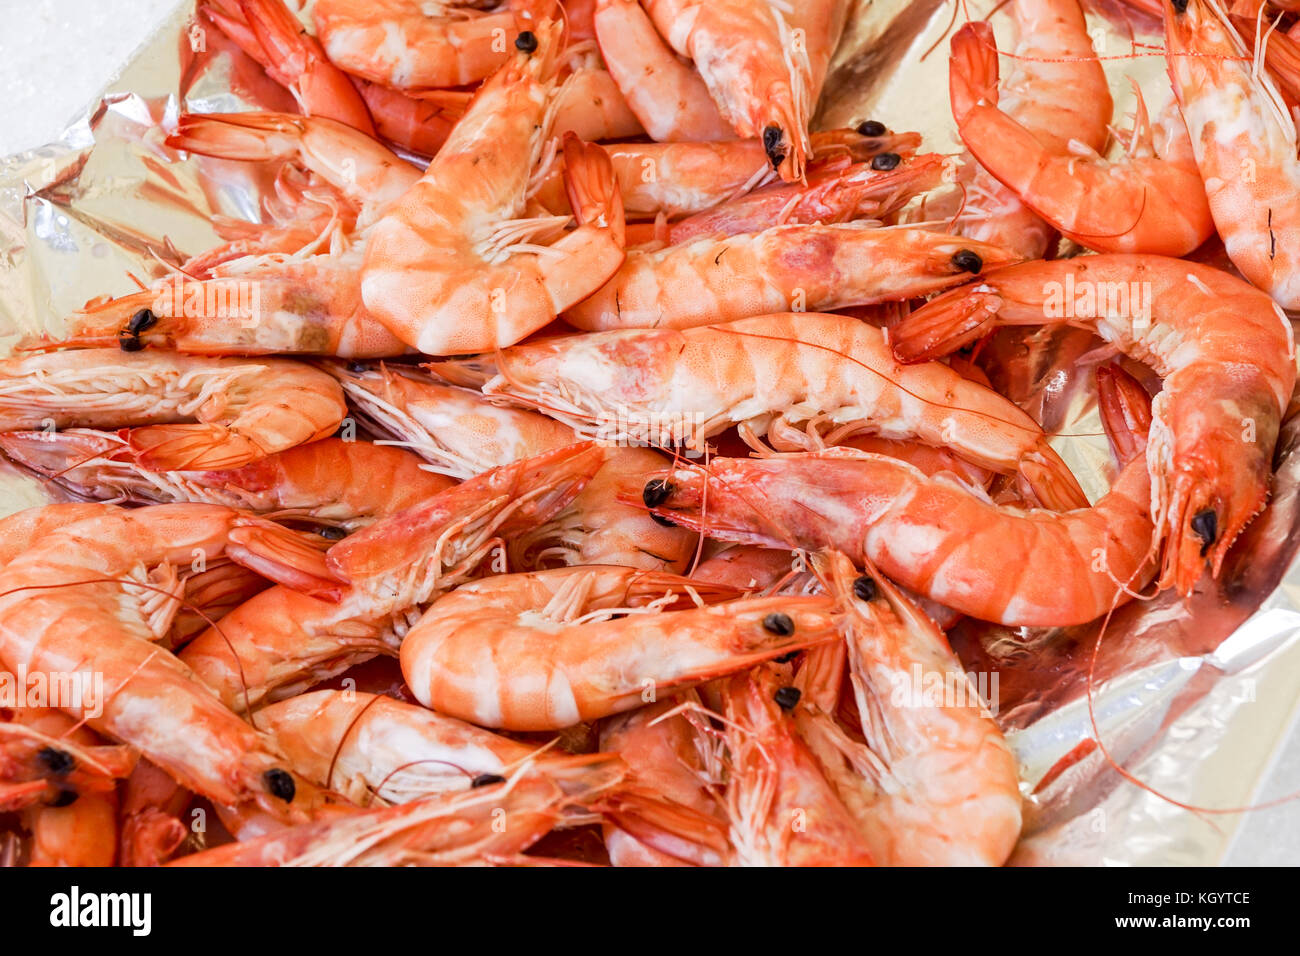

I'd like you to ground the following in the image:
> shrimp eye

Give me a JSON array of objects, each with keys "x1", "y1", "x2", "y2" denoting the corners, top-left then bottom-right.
[
  {"x1": 642, "y1": 479, "x2": 674, "y2": 508},
  {"x1": 871, "y1": 152, "x2": 901, "y2": 171},
  {"x1": 773, "y1": 651, "x2": 800, "y2": 663},
  {"x1": 952, "y1": 249, "x2": 984, "y2": 273},
  {"x1": 515, "y1": 31, "x2": 538, "y2": 54},
  {"x1": 117, "y1": 330, "x2": 145, "y2": 352},
  {"x1": 852, "y1": 575, "x2": 878, "y2": 602},
  {"x1": 762, "y1": 612, "x2": 795, "y2": 636},
  {"x1": 48, "y1": 788, "x2": 79, "y2": 808},
  {"x1": 763, "y1": 125, "x2": 787, "y2": 170},
  {"x1": 347, "y1": 361, "x2": 368, "y2": 373},
  {"x1": 263, "y1": 768, "x2": 296, "y2": 802},
  {"x1": 1191, "y1": 509, "x2": 1218, "y2": 556},
  {"x1": 774, "y1": 686, "x2": 802, "y2": 710},
  {"x1": 126, "y1": 308, "x2": 158, "y2": 335},
  {"x1": 37, "y1": 746, "x2": 75, "y2": 776},
  {"x1": 471, "y1": 773, "x2": 507, "y2": 788},
  {"x1": 317, "y1": 525, "x2": 347, "y2": 541},
  {"x1": 1172, "y1": 0, "x2": 1188, "y2": 11},
  {"x1": 856, "y1": 120, "x2": 886, "y2": 137}
]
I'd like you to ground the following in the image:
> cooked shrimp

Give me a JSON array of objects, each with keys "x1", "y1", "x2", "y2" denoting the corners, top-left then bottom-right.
[
  {"x1": 950, "y1": 22, "x2": 1213, "y2": 256},
  {"x1": 795, "y1": 551, "x2": 1022, "y2": 866},
  {"x1": 327, "y1": 361, "x2": 694, "y2": 571},
  {"x1": 25, "y1": 791, "x2": 119, "y2": 867},
  {"x1": 0, "y1": 431, "x2": 454, "y2": 532},
  {"x1": 599, "y1": 694, "x2": 725, "y2": 866},
  {"x1": 593, "y1": 0, "x2": 731, "y2": 142},
  {"x1": 179, "y1": 443, "x2": 603, "y2": 711},
  {"x1": 642, "y1": 0, "x2": 846, "y2": 181},
  {"x1": 550, "y1": 51, "x2": 645, "y2": 141},
  {"x1": 951, "y1": 0, "x2": 1112, "y2": 259},
  {"x1": 718, "y1": 667, "x2": 877, "y2": 866},
  {"x1": 890, "y1": 254, "x2": 1295, "y2": 592},
  {"x1": 361, "y1": 24, "x2": 626, "y2": 354},
  {"x1": 256, "y1": 690, "x2": 539, "y2": 805},
  {"x1": 1164, "y1": 0, "x2": 1300, "y2": 306},
  {"x1": 199, "y1": 0, "x2": 376, "y2": 135},
  {"x1": 1, "y1": 708, "x2": 135, "y2": 814},
  {"x1": 0, "y1": 504, "x2": 333, "y2": 822},
  {"x1": 0, "y1": 503, "x2": 116, "y2": 567},
  {"x1": 644, "y1": 366, "x2": 1159, "y2": 626},
  {"x1": 119, "y1": 759, "x2": 191, "y2": 867},
  {"x1": 168, "y1": 754, "x2": 625, "y2": 866},
  {"x1": 563, "y1": 223, "x2": 1017, "y2": 332},
  {"x1": 400, "y1": 565, "x2": 838, "y2": 730},
  {"x1": 0, "y1": 350, "x2": 347, "y2": 471},
  {"x1": 312, "y1": 0, "x2": 552, "y2": 90},
  {"x1": 485, "y1": 312, "x2": 1089, "y2": 510}
]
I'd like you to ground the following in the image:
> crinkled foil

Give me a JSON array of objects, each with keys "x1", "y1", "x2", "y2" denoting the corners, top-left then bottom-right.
[{"x1": 2, "y1": 0, "x2": 1298, "y2": 864}]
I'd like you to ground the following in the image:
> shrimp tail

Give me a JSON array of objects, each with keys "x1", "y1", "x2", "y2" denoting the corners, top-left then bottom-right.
[
  {"x1": 886, "y1": 284, "x2": 1001, "y2": 363},
  {"x1": 597, "y1": 789, "x2": 729, "y2": 867},
  {"x1": 561, "y1": 132, "x2": 625, "y2": 247},
  {"x1": 949, "y1": 21, "x2": 1000, "y2": 122}
]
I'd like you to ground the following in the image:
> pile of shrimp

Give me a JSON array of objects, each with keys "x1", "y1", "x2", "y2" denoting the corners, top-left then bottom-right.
[{"x1": 0, "y1": 0, "x2": 1295, "y2": 867}]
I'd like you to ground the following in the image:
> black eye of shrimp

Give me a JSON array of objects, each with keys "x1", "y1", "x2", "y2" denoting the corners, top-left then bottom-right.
[
  {"x1": 762, "y1": 612, "x2": 795, "y2": 636},
  {"x1": 952, "y1": 249, "x2": 984, "y2": 273},
  {"x1": 48, "y1": 788, "x2": 79, "y2": 808},
  {"x1": 118, "y1": 330, "x2": 145, "y2": 352},
  {"x1": 856, "y1": 120, "x2": 886, "y2": 137},
  {"x1": 1191, "y1": 509, "x2": 1218, "y2": 556},
  {"x1": 871, "y1": 152, "x2": 901, "y2": 171},
  {"x1": 37, "y1": 746, "x2": 75, "y2": 776},
  {"x1": 471, "y1": 773, "x2": 507, "y2": 788},
  {"x1": 126, "y1": 308, "x2": 158, "y2": 335},
  {"x1": 317, "y1": 525, "x2": 348, "y2": 541},
  {"x1": 853, "y1": 575, "x2": 878, "y2": 602},
  {"x1": 515, "y1": 31, "x2": 538, "y2": 54},
  {"x1": 263, "y1": 768, "x2": 296, "y2": 802},
  {"x1": 763, "y1": 125, "x2": 787, "y2": 169},
  {"x1": 774, "y1": 686, "x2": 802, "y2": 710},
  {"x1": 1172, "y1": 0, "x2": 1189, "y2": 12}
]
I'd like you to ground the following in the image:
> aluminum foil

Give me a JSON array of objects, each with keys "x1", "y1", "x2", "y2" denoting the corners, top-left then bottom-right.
[{"x1": 1, "y1": 0, "x2": 1298, "y2": 864}]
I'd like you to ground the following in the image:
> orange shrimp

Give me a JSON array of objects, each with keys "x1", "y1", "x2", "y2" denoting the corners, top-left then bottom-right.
[
  {"x1": 256, "y1": 690, "x2": 540, "y2": 805},
  {"x1": 0, "y1": 350, "x2": 347, "y2": 471},
  {"x1": 485, "y1": 312, "x2": 1088, "y2": 510},
  {"x1": 563, "y1": 223, "x2": 1018, "y2": 332},
  {"x1": 168, "y1": 754, "x2": 624, "y2": 866},
  {"x1": 0, "y1": 432, "x2": 454, "y2": 533},
  {"x1": 0, "y1": 504, "x2": 334, "y2": 822},
  {"x1": 361, "y1": 24, "x2": 626, "y2": 354},
  {"x1": 592, "y1": 0, "x2": 731, "y2": 142},
  {"x1": 644, "y1": 366, "x2": 1158, "y2": 626},
  {"x1": 950, "y1": 21, "x2": 1213, "y2": 256},
  {"x1": 890, "y1": 254, "x2": 1295, "y2": 592},
  {"x1": 1164, "y1": 0, "x2": 1300, "y2": 306},
  {"x1": 399, "y1": 565, "x2": 838, "y2": 730},
  {"x1": 178, "y1": 443, "x2": 603, "y2": 712},
  {"x1": 796, "y1": 552, "x2": 1022, "y2": 866}
]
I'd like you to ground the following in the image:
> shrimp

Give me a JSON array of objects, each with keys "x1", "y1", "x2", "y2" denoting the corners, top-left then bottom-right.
[
  {"x1": 598, "y1": 695, "x2": 725, "y2": 866},
  {"x1": 642, "y1": 0, "x2": 846, "y2": 181},
  {"x1": 951, "y1": 0, "x2": 1112, "y2": 259},
  {"x1": 1164, "y1": 0, "x2": 1300, "y2": 306},
  {"x1": 563, "y1": 223, "x2": 1018, "y2": 332},
  {"x1": 950, "y1": 21, "x2": 1213, "y2": 256},
  {"x1": 0, "y1": 431, "x2": 454, "y2": 533},
  {"x1": 1, "y1": 708, "x2": 135, "y2": 814},
  {"x1": 717, "y1": 667, "x2": 878, "y2": 866},
  {"x1": 0, "y1": 503, "x2": 116, "y2": 567},
  {"x1": 326, "y1": 362, "x2": 694, "y2": 570},
  {"x1": 256, "y1": 690, "x2": 540, "y2": 805},
  {"x1": 889, "y1": 255, "x2": 1295, "y2": 593},
  {"x1": 399, "y1": 565, "x2": 839, "y2": 730},
  {"x1": 550, "y1": 50, "x2": 645, "y2": 141},
  {"x1": 178, "y1": 443, "x2": 603, "y2": 712},
  {"x1": 25, "y1": 791, "x2": 119, "y2": 867},
  {"x1": 485, "y1": 312, "x2": 1089, "y2": 511},
  {"x1": 168, "y1": 755, "x2": 625, "y2": 866},
  {"x1": 0, "y1": 350, "x2": 347, "y2": 471},
  {"x1": 360, "y1": 24, "x2": 627, "y2": 354},
  {"x1": 789, "y1": 552, "x2": 1022, "y2": 866},
  {"x1": 198, "y1": 0, "x2": 376, "y2": 135},
  {"x1": 644, "y1": 366, "x2": 1160, "y2": 626},
  {"x1": 592, "y1": 0, "x2": 731, "y2": 142},
  {"x1": 311, "y1": 0, "x2": 552, "y2": 91},
  {"x1": 0, "y1": 504, "x2": 335, "y2": 822},
  {"x1": 120, "y1": 759, "x2": 191, "y2": 867}
]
